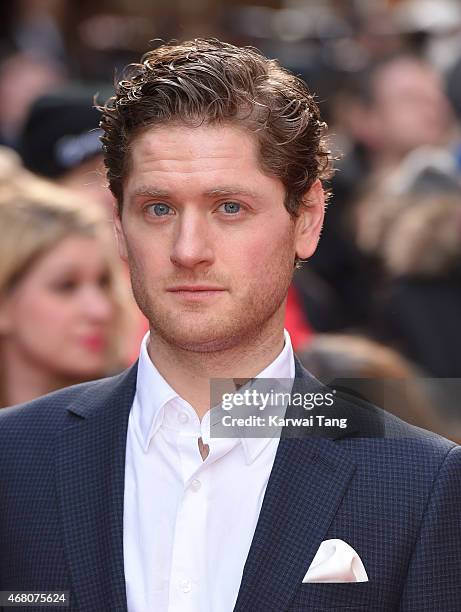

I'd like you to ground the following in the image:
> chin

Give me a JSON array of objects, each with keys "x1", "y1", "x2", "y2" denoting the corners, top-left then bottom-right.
[
  {"x1": 154, "y1": 322, "x2": 245, "y2": 354},
  {"x1": 56, "y1": 358, "x2": 107, "y2": 381},
  {"x1": 173, "y1": 336, "x2": 239, "y2": 353},
  {"x1": 73, "y1": 367, "x2": 107, "y2": 381}
]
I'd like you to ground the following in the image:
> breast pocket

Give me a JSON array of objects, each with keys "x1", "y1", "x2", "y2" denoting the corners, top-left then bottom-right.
[{"x1": 288, "y1": 582, "x2": 390, "y2": 611}]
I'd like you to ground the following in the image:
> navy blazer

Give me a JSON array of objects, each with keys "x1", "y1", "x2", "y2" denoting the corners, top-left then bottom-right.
[{"x1": 1, "y1": 359, "x2": 461, "y2": 611}]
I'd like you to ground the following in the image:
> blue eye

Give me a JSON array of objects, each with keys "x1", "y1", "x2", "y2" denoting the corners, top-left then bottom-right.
[
  {"x1": 220, "y1": 202, "x2": 241, "y2": 214},
  {"x1": 149, "y1": 203, "x2": 172, "y2": 216}
]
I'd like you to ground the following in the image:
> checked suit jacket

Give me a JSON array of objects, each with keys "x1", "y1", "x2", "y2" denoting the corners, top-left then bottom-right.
[{"x1": 1, "y1": 357, "x2": 461, "y2": 611}]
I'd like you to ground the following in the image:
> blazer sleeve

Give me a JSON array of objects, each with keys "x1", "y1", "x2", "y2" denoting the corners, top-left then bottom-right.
[{"x1": 399, "y1": 445, "x2": 461, "y2": 611}]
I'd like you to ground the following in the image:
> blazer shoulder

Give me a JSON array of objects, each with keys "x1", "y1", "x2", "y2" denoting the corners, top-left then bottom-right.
[
  {"x1": 294, "y1": 355, "x2": 459, "y2": 466},
  {"x1": 339, "y1": 407, "x2": 459, "y2": 489}
]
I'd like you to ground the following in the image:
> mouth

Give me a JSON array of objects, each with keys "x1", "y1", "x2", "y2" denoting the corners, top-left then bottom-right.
[
  {"x1": 80, "y1": 334, "x2": 107, "y2": 352},
  {"x1": 167, "y1": 285, "x2": 225, "y2": 291},
  {"x1": 166, "y1": 285, "x2": 226, "y2": 300}
]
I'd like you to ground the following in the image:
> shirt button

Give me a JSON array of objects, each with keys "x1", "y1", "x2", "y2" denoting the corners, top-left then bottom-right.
[
  {"x1": 179, "y1": 579, "x2": 192, "y2": 593},
  {"x1": 177, "y1": 412, "x2": 189, "y2": 424},
  {"x1": 190, "y1": 479, "x2": 201, "y2": 492}
]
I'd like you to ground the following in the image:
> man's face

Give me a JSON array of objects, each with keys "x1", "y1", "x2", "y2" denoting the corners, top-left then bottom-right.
[
  {"x1": 370, "y1": 59, "x2": 452, "y2": 156},
  {"x1": 115, "y1": 123, "x2": 324, "y2": 353}
]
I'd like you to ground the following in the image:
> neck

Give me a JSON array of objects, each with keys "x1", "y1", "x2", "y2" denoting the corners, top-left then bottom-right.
[
  {"x1": 147, "y1": 318, "x2": 286, "y2": 420},
  {"x1": 1, "y1": 344, "x2": 79, "y2": 407}
]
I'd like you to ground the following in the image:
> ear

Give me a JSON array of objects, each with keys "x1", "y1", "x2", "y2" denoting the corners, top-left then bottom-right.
[
  {"x1": 112, "y1": 201, "x2": 128, "y2": 262},
  {"x1": 294, "y1": 179, "x2": 326, "y2": 261}
]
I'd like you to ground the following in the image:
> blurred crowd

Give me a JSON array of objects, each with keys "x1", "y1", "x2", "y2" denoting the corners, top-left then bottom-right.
[{"x1": 0, "y1": 0, "x2": 460, "y2": 441}]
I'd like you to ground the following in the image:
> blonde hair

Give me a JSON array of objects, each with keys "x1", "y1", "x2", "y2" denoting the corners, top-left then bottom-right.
[
  {"x1": 0, "y1": 163, "x2": 131, "y2": 403},
  {"x1": 383, "y1": 195, "x2": 461, "y2": 277}
]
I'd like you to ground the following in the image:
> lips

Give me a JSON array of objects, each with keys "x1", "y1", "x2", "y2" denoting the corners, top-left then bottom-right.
[
  {"x1": 80, "y1": 334, "x2": 107, "y2": 352},
  {"x1": 166, "y1": 285, "x2": 226, "y2": 301},
  {"x1": 167, "y1": 285, "x2": 225, "y2": 292}
]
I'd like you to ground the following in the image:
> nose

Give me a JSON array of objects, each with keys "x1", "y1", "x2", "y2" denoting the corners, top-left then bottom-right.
[
  {"x1": 80, "y1": 285, "x2": 113, "y2": 324},
  {"x1": 170, "y1": 212, "x2": 214, "y2": 269}
]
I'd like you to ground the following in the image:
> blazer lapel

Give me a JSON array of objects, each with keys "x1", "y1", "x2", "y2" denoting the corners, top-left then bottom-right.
[
  {"x1": 233, "y1": 361, "x2": 357, "y2": 612},
  {"x1": 55, "y1": 363, "x2": 138, "y2": 612}
]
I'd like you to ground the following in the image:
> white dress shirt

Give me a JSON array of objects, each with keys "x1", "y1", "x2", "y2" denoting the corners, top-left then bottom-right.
[{"x1": 124, "y1": 330, "x2": 295, "y2": 612}]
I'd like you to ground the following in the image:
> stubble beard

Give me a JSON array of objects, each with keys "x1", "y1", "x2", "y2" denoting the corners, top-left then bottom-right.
[{"x1": 127, "y1": 251, "x2": 295, "y2": 355}]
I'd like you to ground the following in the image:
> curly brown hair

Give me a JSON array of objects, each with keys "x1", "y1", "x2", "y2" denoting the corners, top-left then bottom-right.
[{"x1": 99, "y1": 38, "x2": 333, "y2": 215}]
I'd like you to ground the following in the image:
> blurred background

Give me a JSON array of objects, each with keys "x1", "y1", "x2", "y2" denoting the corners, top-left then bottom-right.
[{"x1": 0, "y1": 0, "x2": 460, "y2": 441}]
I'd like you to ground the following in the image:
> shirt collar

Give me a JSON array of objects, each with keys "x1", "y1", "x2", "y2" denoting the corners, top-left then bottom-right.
[
  {"x1": 133, "y1": 333, "x2": 179, "y2": 451},
  {"x1": 132, "y1": 330, "x2": 295, "y2": 461},
  {"x1": 235, "y1": 329, "x2": 295, "y2": 464}
]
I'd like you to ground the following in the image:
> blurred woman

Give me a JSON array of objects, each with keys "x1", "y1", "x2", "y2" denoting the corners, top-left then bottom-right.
[{"x1": 0, "y1": 177, "x2": 130, "y2": 408}]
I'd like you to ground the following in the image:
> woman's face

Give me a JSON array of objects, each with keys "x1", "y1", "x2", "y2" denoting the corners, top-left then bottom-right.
[{"x1": 0, "y1": 235, "x2": 116, "y2": 379}]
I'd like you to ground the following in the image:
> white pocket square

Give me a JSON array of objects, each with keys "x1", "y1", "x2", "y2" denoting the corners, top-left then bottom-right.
[{"x1": 302, "y1": 539, "x2": 368, "y2": 583}]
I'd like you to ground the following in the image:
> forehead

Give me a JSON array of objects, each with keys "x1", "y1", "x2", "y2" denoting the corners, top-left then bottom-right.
[
  {"x1": 124, "y1": 122, "x2": 280, "y2": 196},
  {"x1": 36, "y1": 236, "x2": 106, "y2": 270},
  {"x1": 12, "y1": 235, "x2": 107, "y2": 292},
  {"x1": 373, "y1": 60, "x2": 440, "y2": 99}
]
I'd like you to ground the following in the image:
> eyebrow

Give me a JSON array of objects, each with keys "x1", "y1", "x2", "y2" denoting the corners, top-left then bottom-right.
[
  {"x1": 131, "y1": 187, "x2": 170, "y2": 198},
  {"x1": 204, "y1": 187, "x2": 259, "y2": 199},
  {"x1": 130, "y1": 185, "x2": 260, "y2": 200}
]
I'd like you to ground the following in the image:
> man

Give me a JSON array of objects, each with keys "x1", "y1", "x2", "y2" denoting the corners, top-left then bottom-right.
[
  {"x1": 0, "y1": 39, "x2": 460, "y2": 612},
  {"x1": 340, "y1": 53, "x2": 453, "y2": 181},
  {"x1": 305, "y1": 52, "x2": 457, "y2": 333}
]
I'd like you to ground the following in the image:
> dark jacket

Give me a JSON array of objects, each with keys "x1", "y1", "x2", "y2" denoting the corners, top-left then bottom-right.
[{"x1": 1, "y1": 359, "x2": 460, "y2": 611}]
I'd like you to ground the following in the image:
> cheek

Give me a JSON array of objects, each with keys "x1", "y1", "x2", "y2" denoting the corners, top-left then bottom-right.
[
  {"x1": 248, "y1": 243, "x2": 274, "y2": 274},
  {"x1": 233, "y1": 227, "x2": 295, "y2": 283},
  {"x1": 379, "y1": 103, "x2": 403, "y2": 129},
  {"x1": 12, "y1": 293, "x2": 71, "y2": 348},
  {"x1": 125, "y1": 233, "x2": 166, "y2": 275}
]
